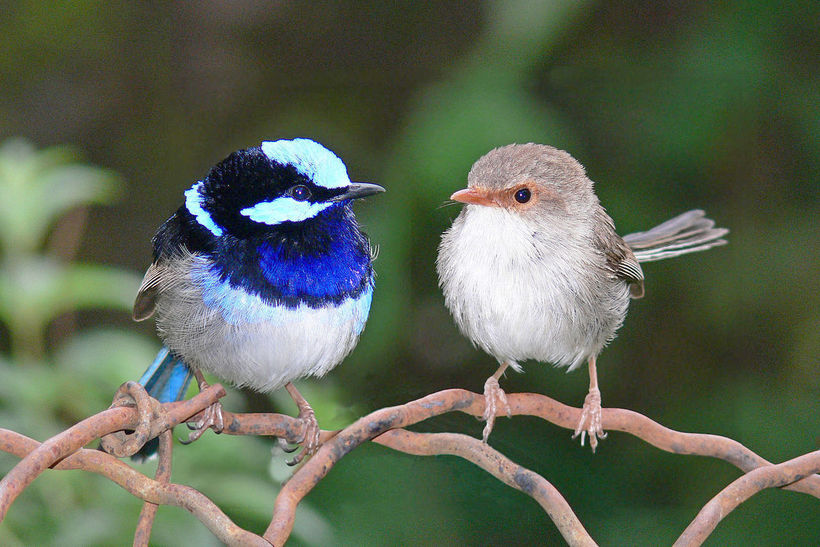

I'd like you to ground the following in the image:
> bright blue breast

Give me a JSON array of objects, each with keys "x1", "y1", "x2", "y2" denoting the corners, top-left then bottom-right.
[
  {"x1": 192, "y1": 260, "x2": 374, "y2": 327},
  {"x1": 205, "y1": 203, "x2": 373, "y2": 311},
  {"x1": 256, "y1": 237, "x2": 370, "y2": 302}
]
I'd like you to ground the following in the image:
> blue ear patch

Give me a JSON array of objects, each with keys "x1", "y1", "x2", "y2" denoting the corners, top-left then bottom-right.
[
  {"x1": 261, "y1": 139, "x2": 350, "y2": 190},
  {"x1": 185, "y1": 181, "x2": 224, "y2": 236},
  {"x1": 241, "y1": 197, "x2": 333, "y2": 225}
]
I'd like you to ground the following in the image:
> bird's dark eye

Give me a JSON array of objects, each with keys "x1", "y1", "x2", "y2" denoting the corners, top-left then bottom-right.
[
  {"x1": 289, "y1": 185, "x2": 311, "y2": 201},
  {"x1": 514, "y1": 188, "x2": 531, "y2": 203}
]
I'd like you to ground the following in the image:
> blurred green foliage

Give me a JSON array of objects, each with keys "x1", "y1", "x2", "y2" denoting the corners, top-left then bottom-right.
[
  {"x1": 1, "y1": 1, "x2": 818, "y2": 545},
  {"x1": 0, "y1": 139, "x2": 133, "y2": 360},
  {"x1": 0, "y1": 140, "x2": 149, "y2": 545}
]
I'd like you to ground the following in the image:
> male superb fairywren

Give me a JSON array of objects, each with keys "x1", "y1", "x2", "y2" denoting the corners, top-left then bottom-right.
[
  {"x1": 437, "y1": 143, "x2": 727, "y2": 450},
  {"x1": 131, "y1": 138, "x2": 384, "y2": 462}
]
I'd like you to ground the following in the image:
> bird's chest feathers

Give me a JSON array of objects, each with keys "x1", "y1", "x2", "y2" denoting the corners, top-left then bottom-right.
[
  {"x1": 441, "y1": 206, "x2": 620, "y2": 367},
  {"x1": 452, "y1": 207, "x2": 593, "y2": 299},
  {"x1": 255, "y1": 240, "x2": 369, "y2": 302},
  {"x1": 210, "y1": 220, "x2": 371, "y2": 310}
]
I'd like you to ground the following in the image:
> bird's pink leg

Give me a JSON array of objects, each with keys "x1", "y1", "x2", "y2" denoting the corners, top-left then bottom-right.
[
  {"x1": 283, "y1": 382, "x2": 321, "y2": 466},
  {"x1": 183, "y1": 370, "x2": 225, "y2": 444},
  {"x1": 482, "y1": 362, "x2": 512, "y2": 443},
  {"x1": 572, "y1": 355, "x2": 606, "y2": 451}
]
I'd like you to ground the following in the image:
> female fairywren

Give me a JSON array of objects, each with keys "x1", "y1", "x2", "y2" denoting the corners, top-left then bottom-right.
[
  {"x1": 437, "y1": 143, "x2": 727, "y2": 450},
  {"x1": 132, "y1": 138, "x2": 384, "y2": 461}
]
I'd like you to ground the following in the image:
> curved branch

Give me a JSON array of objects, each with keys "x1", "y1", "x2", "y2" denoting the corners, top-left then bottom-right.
[
  {"x1": 0, "y1": 430, "x2": 269, "y2": 546},
  {"x1": 264, "y1": 389, "x2": 482, "y2": 543},
  {"x1": 0, "y1": 406, "x2": 130, "y2": 521},
  {"x1": 263, "y1": 388, "x2": 819, "y2": 545},
  {"x1": 674, "y1": 449, "x2": 820, "y2": 546},
  {"x1": 504, "y1": 393, "x2": 820, "y2": 498},
  {"x1": 2, "y1": 386, "x2": 817, "y2": 546},
  {"x1": 135, "y1": 429, "x2": 173, "y2": 546},
  {"x1": 374, "y1": 429, "x2": 596, "y2": 546},
  {"x1": 0, "y1": 382, "x2": 225, "y2": 521}
]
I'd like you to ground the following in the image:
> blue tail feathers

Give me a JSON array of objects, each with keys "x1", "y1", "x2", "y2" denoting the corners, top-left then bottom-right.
[
  {"x1": 132, "y1": 347, "x2": 194, "y2": 462},
  {"x1": 139, "y1": 347, "x2": 194, "y2": 404}
]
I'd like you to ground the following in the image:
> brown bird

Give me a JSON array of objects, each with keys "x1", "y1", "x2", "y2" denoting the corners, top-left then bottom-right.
[{"x1": 437, "y1": 143, "x2": 728, "y2": 449}]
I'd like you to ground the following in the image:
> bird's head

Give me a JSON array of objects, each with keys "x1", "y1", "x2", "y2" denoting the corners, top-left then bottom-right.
[
  {"x1": 450, "y1": 143, "x2": 596, "y2": 224},
  {"x1": 184, "y1": 138, "x2": 384, "y2": 239}
]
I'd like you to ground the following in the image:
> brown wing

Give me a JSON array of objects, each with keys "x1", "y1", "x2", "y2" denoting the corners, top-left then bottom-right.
[
  {"x1": 132, "y1": 262, "x2": 164, "y2": 321},
  {"x1": 615, "y1": 252, "x2": 645, "y2": 298},
  {"x1": 592, "y1": 206, "x2": 645, "y2": 299}
]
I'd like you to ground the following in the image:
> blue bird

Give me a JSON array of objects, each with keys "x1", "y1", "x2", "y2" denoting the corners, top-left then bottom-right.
[{"x1": 130, "y1": 138, "x2": 384, "y2": 462}]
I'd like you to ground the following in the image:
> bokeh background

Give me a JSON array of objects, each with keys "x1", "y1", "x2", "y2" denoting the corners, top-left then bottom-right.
[{"x1": 1, "y1": 1, "x2": 818, "y2": 545}]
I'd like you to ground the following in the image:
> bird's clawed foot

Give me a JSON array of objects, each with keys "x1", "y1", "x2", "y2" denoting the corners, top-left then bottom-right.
[
  {"x1": 182, "y1": 371, "x2": 225, "y2": 445},
  {"x1": 282, "y1": 382, "x2": 321, "y2": 466},
  {"x1": 572, "y1": 386, "x2": 606, "y2": 452},
  {"x1": 182, "y1": 401, "x2": 225, "y2": 444},
  {"x1": 286, "y1": 402, "x2": 320, "y2": 466},
  {"x1": 482, "y1": 374, "x2": 511, "y2": 443}
]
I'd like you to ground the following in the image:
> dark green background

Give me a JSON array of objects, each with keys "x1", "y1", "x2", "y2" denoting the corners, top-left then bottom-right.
[{"x1": 1, "y1": 2, "x2": 817, "y2": 545}]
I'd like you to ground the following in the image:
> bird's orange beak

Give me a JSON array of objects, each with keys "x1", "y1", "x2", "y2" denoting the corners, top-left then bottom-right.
[{"x1": 450, "y1": 187, "x2": 497, "y2": 207}]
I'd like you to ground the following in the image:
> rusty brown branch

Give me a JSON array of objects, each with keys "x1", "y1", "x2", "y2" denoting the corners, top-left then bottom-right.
[
  {"x1": 674, "y1": 449, "x2": 820, "y2": 546},
  {"x1": 264, "y1": 388, "x2": 483, "y2": 544},
  {"x1": 263, "y1": 388, "x2": 819, "y2": 545},
  {"x1": 99, "y1": 382, "x2": 227, "y2": 458},
  {"x1": 1, "y1": 386, "x2": 817, "y2": 546},
  {"x1": 135, "y1": 429, "x2": 173, "y2": 547},
  {"x1": 0, "y1": 429, "x2": 269, "y2": 546},
  {"x1": 503, "y1": 392, "x2": 820, "y2": 498},
  {"x1": 0, "y1": 381, "x2": 225, "y2": 521},
  {"x1": 218, "y1": 410, "x2": 338, "y2": 444},
  {"x1": 374, "y1": 429, "x2": 597, "y2": 546},
  {"x1": 0, "y1": 406, "x2": 130, "y2": 521}
]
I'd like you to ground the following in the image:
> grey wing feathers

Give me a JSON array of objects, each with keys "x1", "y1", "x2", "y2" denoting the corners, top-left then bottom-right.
[
  {"x1": 133, "y1": 262, "x2": 163, "y2": 321},
  {"x1": 623, "y1": 209, "x2": 728, "y2": 263}
]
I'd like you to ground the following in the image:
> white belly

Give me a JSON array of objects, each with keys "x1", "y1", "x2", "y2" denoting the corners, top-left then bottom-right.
[
  {"x1": 438, "y1": 206, "x2": 629, "y2": 370},
  {"x1": 154, "y1": 255, "x2": 372, "y2": 392}
]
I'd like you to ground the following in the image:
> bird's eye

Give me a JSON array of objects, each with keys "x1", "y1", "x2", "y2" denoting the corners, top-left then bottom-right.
[
  {"x1": 514, "y1": 188, "x2": 531, "y2": 204},
  {"x1": 289, "y1": 185, "x2": 311, "y2": 201}
]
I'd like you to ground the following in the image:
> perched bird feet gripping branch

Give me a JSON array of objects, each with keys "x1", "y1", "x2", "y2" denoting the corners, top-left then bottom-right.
[
  {"x1": 285, "y1": 382, "x2": 321, "y2": 466},
  {"x1": 182, "y1": 371, "x2": 225, "y2": 444},
  {"x1": 572, "y1": 386, "x2": 606, "y2": 452},
  {"x1": 570, "y1": 355, "x2": 607, "y2": 451},
  {"x1": 482, "y1": 363, "x2": 512, "y2": 443},
  {"x1": 183, "y1": 402, "x2": 225, "y2": 443}
]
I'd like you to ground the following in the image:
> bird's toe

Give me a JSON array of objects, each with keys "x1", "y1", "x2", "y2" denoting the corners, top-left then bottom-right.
[
  {"x1": 572, "y1": 387, "x2": 606, "y2": 452},
  {"x1": 286, "y1": 404, "x2": 321, "y2": 466},
  {"x1": 481, "y1": 375, "x2": 510, "y2": 443},
  {"x1": 182, "y1": 401, "x2": 225, "y2": 444}
]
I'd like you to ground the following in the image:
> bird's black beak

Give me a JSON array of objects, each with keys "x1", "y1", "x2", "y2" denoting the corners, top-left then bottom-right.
[{"x1": 329, "y1": 182, "x2": 386, "y2": 202}]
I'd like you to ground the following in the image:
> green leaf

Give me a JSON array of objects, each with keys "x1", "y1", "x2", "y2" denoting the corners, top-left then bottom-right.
[
  {"x1": 0, "y1": 138, "x2": 122, "y2": 254},
  {"x1": 0, "y1": 258, "x2": 140, "y2": 356}
]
